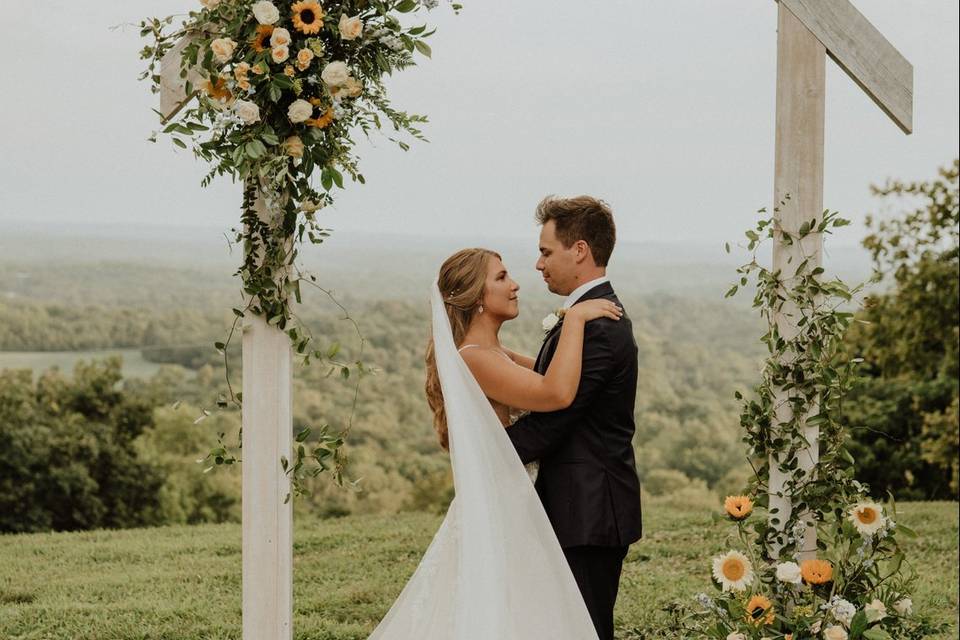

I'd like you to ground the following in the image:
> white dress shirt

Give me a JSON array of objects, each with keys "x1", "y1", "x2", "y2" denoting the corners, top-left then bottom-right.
[{"x1": 562, "y1": 276, "x2": 610, "y2": 309}]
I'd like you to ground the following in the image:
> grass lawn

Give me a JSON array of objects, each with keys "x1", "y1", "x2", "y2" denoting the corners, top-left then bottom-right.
[{"x1": 0, "y1": 501, "x2": 956, "y2": 639}]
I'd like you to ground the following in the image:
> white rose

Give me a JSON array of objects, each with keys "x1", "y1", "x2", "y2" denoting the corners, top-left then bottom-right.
[
  {"x1": 893, "y1": 597, "x2": 913, "y2": 616},
  {"x1": 271, "y1": 45, "x2": 290, "y2": 64},
  {"x1": 339, "y1": 14, "x2": 363, "y2": 40},
  {"x1": 865, "y1": 599, "x2": 887, "y2": 623},
  {"x1": 542, "y1": 312, "x2": 560, "y2": 332},
  {"x1": 287, "y1": 99, "x2": 313, "y2": 123},
  {"x1": 725, "y1": 634, "x2": 747, "y2": 640},
  {"x1": 251, "y1": 0, "x2": 279, "y2": 24},
  {"x1": 270, "y1": 27, "x2": 291, "y2": 48},
  {"x1": 232, "y1": 99, "x2": 260, "y2": 125},
  {"x1": 822, "y1": 625, "x2": 848, "y2": 640},
  {"x1": 200, "y1": 0, "x2": 221, "y2": 8},
  {"x1": 210, "y1": 37, "x2": 237, "y2": 63},
  {"x1": 810, "y1": 621, "x2": 822, "y2": 633},
  {"x1": 775, "y1": 561, "x2": 802, "y2": 585},
  {"x1": 321, "y1": 61, "x2": 350, "y2": 87},
  {"x1": 830, "y1": 598, "x2": 857, "y2": 627}
]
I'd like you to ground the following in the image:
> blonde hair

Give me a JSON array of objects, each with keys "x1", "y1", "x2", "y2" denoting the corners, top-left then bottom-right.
[{"x1": 425, "y1": 248, "x2": 500, "y2": 450}]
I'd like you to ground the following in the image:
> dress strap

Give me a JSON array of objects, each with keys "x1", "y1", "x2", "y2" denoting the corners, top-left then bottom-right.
[{"x1": 458, "y1": 344, "x2": 515, "y2": 364}]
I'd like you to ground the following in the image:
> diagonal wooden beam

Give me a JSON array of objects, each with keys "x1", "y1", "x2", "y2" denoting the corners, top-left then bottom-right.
[{"x1": 779, "y1": 0, "x2": 913, "y2": 134}]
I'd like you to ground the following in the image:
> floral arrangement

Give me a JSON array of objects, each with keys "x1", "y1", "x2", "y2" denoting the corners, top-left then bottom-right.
[
  {"x1": 690, "y1": 493, "x2": 931, "y2": 639},
  {"x1": 670, "y1": 205, "x2": 945, "y2": 639},
  {"x1": 138, "y1": 0, "x2": 457, "y2": 493}
]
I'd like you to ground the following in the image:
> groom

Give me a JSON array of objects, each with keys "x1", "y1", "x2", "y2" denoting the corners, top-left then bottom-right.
[{"x1": 507, "y1": 195, "x2": 642, "y2": 640}]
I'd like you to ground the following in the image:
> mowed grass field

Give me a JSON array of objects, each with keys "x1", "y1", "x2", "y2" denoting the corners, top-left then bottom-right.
[{"x1": 0, "y1": 500, "x2": 956, "y2": 639}]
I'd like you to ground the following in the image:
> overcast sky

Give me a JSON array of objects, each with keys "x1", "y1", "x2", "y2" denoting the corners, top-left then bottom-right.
[{"x1": 0, "y1": 0, "x2": 957, "y2": 248}]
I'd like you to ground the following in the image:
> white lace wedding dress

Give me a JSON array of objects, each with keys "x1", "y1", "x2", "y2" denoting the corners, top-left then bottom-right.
[{"x1": 366, "y1": 282, "x2": 598, "y2": 640}]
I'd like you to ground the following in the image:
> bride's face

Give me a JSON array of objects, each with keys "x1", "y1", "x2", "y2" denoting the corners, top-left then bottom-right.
[{"x1": 481, "y1": 256, "x2": 520, "y2": 320}]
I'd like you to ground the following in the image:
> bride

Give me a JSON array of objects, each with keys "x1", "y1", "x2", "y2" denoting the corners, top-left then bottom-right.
[{"x1": 368, "y1": 248, "x2": 622, "y2": 640}]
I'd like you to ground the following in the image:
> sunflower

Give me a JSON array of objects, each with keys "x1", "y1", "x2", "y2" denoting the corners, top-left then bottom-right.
[
  {"x1": 711, "y1": 550, "x2": 754, "y2": 592},
  {"x1": 800, "y1": 558, "x2": 833, "y2": 585},
  {"x1": 292, "y1": 1, "x2": 325, "y2": 35},
  {"x1": 744, "y1": 594, "x2": 775, "y2": 626},
  {"x1": 848, "y1": 502, "x2": 885, "y2": 536},
  {"x1": 305, "y1": 106, "x2": 334, "y2": 128},
  {"x1": 252, "y1": 24, "x2": 275, "y2": 52},
  {"x1": 203, "y1": 76, "x2": 232, "y2": 103},
  {"x1": 724, "y1": 495, "x2": 753, "y2": 521}
]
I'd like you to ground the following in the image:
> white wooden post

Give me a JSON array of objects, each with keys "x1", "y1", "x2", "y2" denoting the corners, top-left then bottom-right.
[
  {"x1": 770, "y1": 3, "x2": 825, "y2": 560},
  {"x1": 768, "y1": 0, "x2": 913, "y2": 559},
  {"x1": 160, "y1": 45, "x2": 294, "y2": 639}
]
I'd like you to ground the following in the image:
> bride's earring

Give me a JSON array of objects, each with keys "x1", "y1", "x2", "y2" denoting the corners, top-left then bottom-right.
[{"x1": 478, "y1": 304, "x2": 484, "y2": 314}]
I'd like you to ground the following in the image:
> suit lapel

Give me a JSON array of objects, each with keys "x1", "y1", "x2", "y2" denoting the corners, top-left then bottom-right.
[{"x1": 533, "y1": 282, "x2": 617, "y2": 374}]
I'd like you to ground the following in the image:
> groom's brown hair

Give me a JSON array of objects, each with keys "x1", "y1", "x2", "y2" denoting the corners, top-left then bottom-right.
[{"x1": 535, "y1": 195, "x2": 616, "y2": 267}]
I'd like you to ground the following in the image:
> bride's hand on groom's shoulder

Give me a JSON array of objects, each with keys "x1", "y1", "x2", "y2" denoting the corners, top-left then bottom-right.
[{"x1": 567, "y1": 299, "x2": 623, "y2": 324}]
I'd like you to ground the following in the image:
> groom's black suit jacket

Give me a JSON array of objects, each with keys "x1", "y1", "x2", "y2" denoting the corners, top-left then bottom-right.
[{"x1": 508, "y1": 281, "x2": 642, "y2": 549}]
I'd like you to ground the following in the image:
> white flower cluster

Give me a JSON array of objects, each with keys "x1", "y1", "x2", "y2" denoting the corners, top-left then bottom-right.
[
  {"x1": 369, "y1": 27, "x2": 406, "y2": 53},
  {"x1": 819, "y1": 595, "x2": 857, "y2": 627}
]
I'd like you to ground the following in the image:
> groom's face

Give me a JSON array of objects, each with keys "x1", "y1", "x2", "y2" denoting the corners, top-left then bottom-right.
[{"x1": 536, "y1": 221, "x2": 579, "y2": 296}]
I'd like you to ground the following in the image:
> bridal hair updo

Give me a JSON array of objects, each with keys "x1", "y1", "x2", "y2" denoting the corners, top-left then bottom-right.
[{"x1": 425, "y1": 248, "x2": 501, "y2": 451}]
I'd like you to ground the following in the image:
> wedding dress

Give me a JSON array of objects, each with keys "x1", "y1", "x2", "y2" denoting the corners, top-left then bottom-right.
[{"x1": 366, "y1": 282, "x2": 599, "y2": 640}]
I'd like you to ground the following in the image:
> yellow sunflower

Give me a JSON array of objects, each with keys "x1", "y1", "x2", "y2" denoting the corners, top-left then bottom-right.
[
  {"x1": 305, "y1": 106, "x2": 334, "y2": 129},
  {"x1": 292, "y1": 1, "x2": 325, "y2": 35},
  {"x1": 800, "y1": 558, "x2": 833, "y2": 585},
  {"x1": 724, "y1": 495, "x2": 754, "y2": 521},
  {"x1": 251, "y1": 24, "x2": 275, "y2": 52},
  {"x1": 744, "y1": 594, "x2": 775, "y2": 626},
  {"x1": 203, "y1": 76, "x2": 232, "y2": 103}
]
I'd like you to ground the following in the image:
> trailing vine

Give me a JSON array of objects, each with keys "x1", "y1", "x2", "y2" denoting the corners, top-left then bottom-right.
[
  {"x1": 138, "y1": 0, "x2": 457, "y2": 498},
  {"x1": 669, "y1": 201, "x2": 945, "y2": 639}
]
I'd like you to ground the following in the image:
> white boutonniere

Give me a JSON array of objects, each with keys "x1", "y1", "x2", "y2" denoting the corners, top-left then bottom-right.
[{"x1": 541, "y1": 308, "x2": 566, "y2": 334}]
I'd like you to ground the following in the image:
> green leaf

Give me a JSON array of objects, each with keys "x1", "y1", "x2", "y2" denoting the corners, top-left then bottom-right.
[
  {"x1": 414, "y1": 40, "x2": 432, "y2": 58},
  {"x1": 862, "y1": 629, "x2": 893, "y2": 640}
]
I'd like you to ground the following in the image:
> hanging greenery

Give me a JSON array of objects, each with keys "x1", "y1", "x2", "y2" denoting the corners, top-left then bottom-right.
[{"x1": 138, "y1": 0, "x2": 458, "y2": 498}]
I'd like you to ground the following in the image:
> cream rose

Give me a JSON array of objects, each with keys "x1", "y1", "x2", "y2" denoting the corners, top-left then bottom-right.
[
  {"x1": 272, "y1": 45, "x2": 290, "y2": 64},
  {"x1": 210, "y1": 37, "x2": 237, "y2": 63},
  {"x1": 270, "y1": 27, "x2": 292, "y2": 48},
  {"x1": 200, "y1": 0, "x2": 221, "y2": 9},
  {"x1": 252, "y1": 0, "x2": 279, "y2": 24},
  {"x1": 865, "y1": 599, "x2": 887, "y2": 623},
  {"x1": 893, "y1": 597, "x2": 913, "y2": 616},
  {"x1": 725, "y1": 634, "x2": 746, "y2": 640},
  {"x1": 342, "y1": 76, "x2": 362, "y2": 98},
  {"x1": 339, "y1": 14, "x2": 363, "y2": 41},
  {"x1": 321, "y1": 61, "x2": 350, "y2": 87},
  {"x1": 775, "y1": 561, "x2": 802, "y2": 585},
  {"x1": 296, "y1": 48, "x2": 315, "y2": 70},
  {"x1": 822, "y1": 625, "x2": 848, "y2": 640},
  {"x1": 287, "y1": 99, "x2": 313, "y2": 123},
  {"x1": 232, "y1": 99, "x2": 260, "y2": 125},
  {"x1": 283, "y1": 136, "x2": 305, "y2": 158}
]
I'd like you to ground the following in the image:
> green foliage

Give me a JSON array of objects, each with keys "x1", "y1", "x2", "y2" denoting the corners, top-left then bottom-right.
[
  {"x1": 843, "y1": 159, "x2": 959, "y2": 497},
  {"x1": 0, "y1": 359, "x2": 166, "y2": 533},
  {"x1": 729, "y1": 204, "x2": 867, "y2": 558},
  {"x1": 139, "y1": 0, "x2": 456, "y2": 493},
  {"x1": 677, "y1": 206, "x2": 938, "y2": 638}
]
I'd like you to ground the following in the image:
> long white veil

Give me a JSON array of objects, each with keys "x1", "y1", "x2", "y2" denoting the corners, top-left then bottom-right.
[{"x1": 367, "y1": 282, "x2": 598, "y2": 639}]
